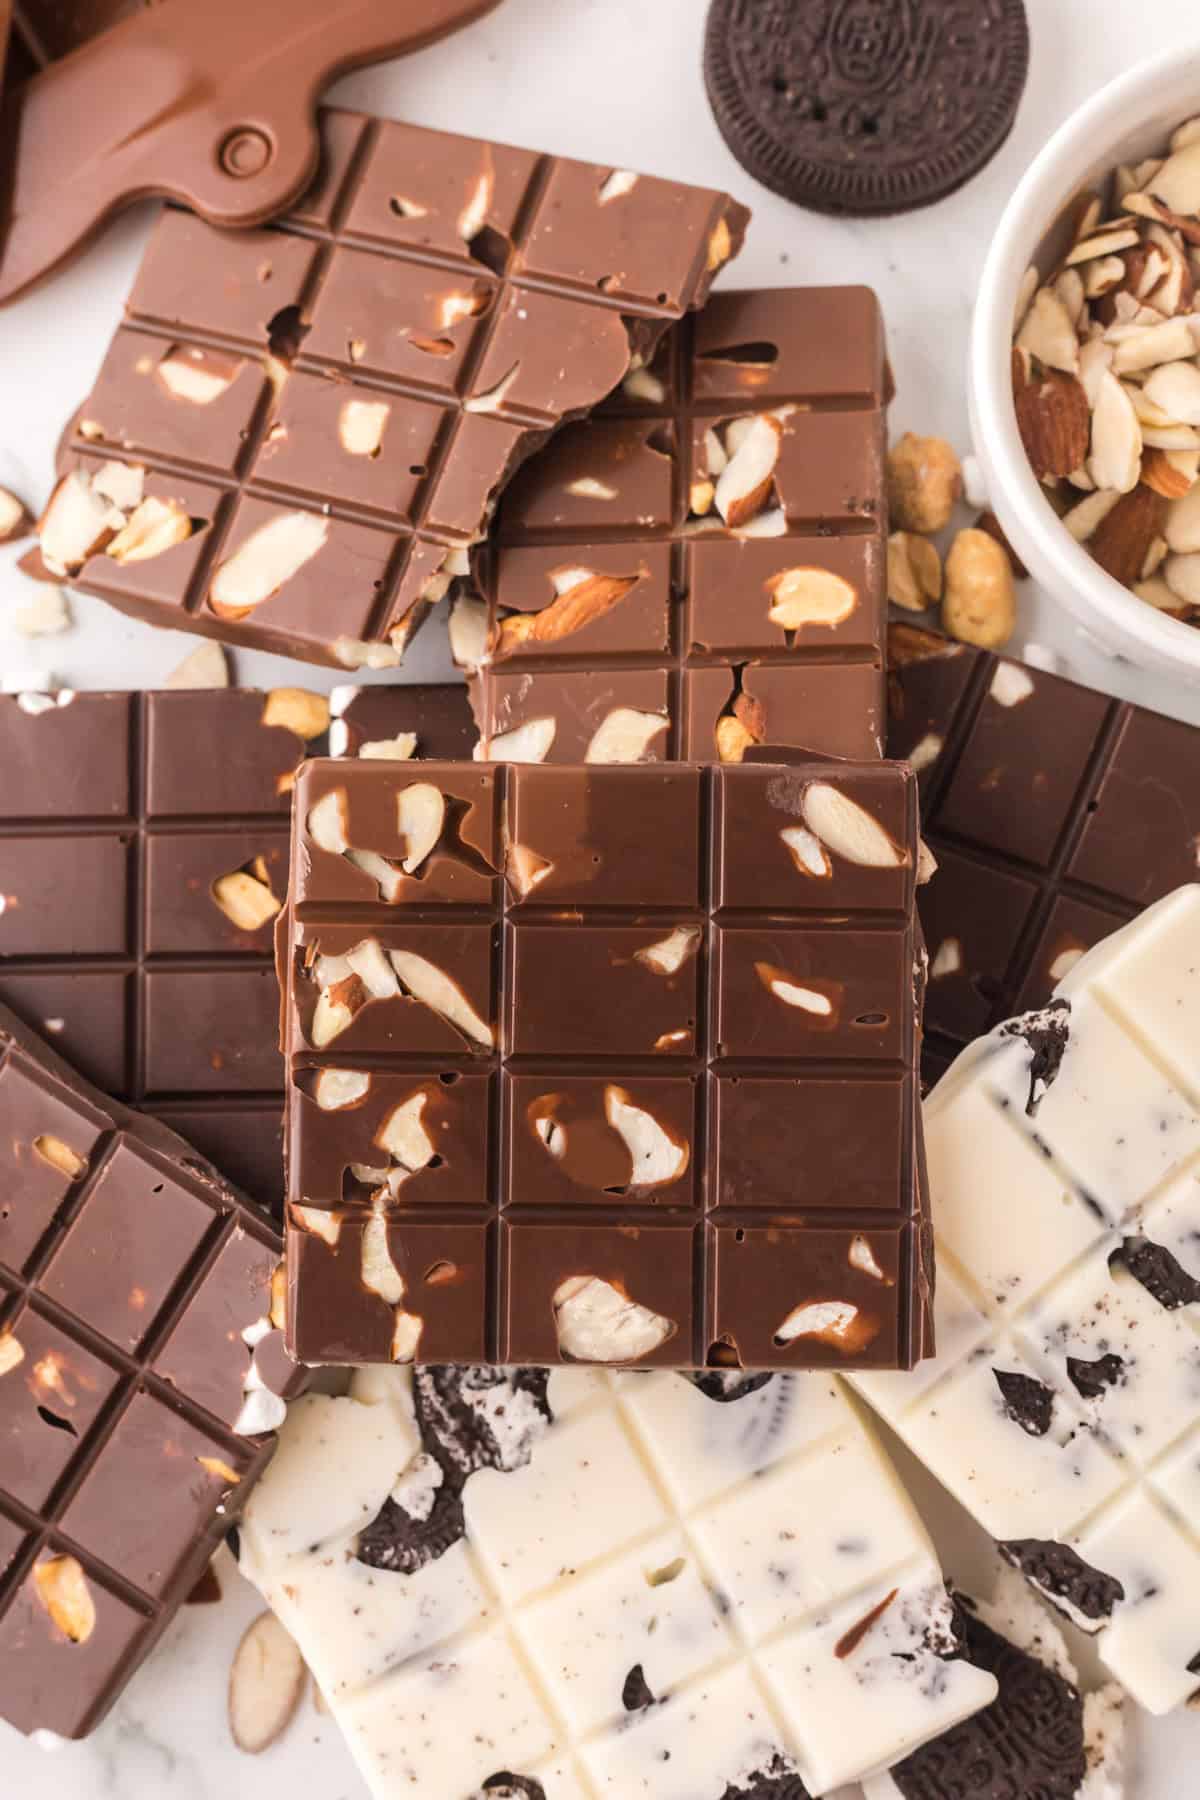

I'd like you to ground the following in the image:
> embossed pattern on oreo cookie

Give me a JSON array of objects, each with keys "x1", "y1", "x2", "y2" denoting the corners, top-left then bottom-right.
[
  {"x1": 703, "y1": 0, "x2": 1030, "y2": 217},
  {"x1": 854, "y1": 889, "x2": 1200, "y2": 1715},
  {"x1": 43, "y1": 109, "x2": 747, "y2": 670},
  {"x1": 241, "y1": 1366, "x2": 996, "y2": 1798},
  {"x1": 865, "y1": 1562, "x2": 1124, "y2": 1800}
]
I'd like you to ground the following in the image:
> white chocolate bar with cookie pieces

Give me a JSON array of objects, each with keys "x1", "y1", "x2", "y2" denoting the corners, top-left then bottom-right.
[
  {"x1": 855, "y1": 886, "x2": 1200, "y2": 1715},
  {"x1": 240, "y1": 1366, "x2": 994, "y2": 1798}
]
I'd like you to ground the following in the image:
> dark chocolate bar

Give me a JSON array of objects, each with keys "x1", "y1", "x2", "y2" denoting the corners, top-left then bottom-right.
[
  {"x1": 0, "y1": 681, "x2": 474, "y2": 1212},
  {"x1": 886, "y1": 623, "x2": 1200, "y2": 1080},
  {"x1": 0, "y1": 1000, "x2": 297, "y2": 1739},
  {"x1": 281, "y1": 755, "x2": 930, "y2": 1371},
  {"x1": 466, "y1": 285, "x2": 887, "y2": 763},
  {"x1": 41, "y1": 108, "x2": 747, "y2": 668}
]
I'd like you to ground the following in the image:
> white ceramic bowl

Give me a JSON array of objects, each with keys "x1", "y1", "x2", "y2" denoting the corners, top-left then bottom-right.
[{"x1": 969, "y1": 42, "x2": 1200, "y2": 682}]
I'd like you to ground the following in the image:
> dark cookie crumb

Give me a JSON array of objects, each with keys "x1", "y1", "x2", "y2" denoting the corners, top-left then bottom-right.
[
  {"x1": 1001, "y1": 1538, "x2": 1124, "y2": 1624},
  {"x1": 1111, "y1": 1236, "x2": 1200, "y2": 1310},
  {"x1": 1066, "y1": 1352, "x2": 1125, "y2": 1400},
  {"x1": 1001, "y1": 999, "x2": 1071, "y2": 1116},
  {"x1": 993, "y1": 1368, "x2": 1055, "y2": 1437}
]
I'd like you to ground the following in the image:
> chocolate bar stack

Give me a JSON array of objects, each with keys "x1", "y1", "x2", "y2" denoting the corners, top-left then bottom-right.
[{"x1": 0, "y1": 81, "x2": 1190, "y2": 1800}]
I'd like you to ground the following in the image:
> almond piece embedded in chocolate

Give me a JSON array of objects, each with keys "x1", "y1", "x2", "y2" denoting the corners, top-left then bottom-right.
[{"x1": 495, "y1": 569, "x2": 641, "y2": 655}]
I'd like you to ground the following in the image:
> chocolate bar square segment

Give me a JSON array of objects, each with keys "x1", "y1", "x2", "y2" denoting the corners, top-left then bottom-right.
[
  {"x1": 470, "y1": 285, "x2": 887, "y2": 764},
  {"x1": 884, "y1": 623, "x2": 1200, "y2": 1076},
  {"x1": 0, "y1": 1002, "x2": 296, "y2": 1740},
  {"x1": 0, "y1": 1309, "x2": 121, "y2": 1510},
  {"x1": 0, "y1": 1559, "x2": 151, "y2": 1740},
  {"x1": 50, "y1": 109, "x2": 747, "y2": 668},
  {"x1": 0, "y1": 684, "x2": 473, "y2": 1218},
  {"x1": 282, "y1": 755, "x2": 927, "y2": 1369}
]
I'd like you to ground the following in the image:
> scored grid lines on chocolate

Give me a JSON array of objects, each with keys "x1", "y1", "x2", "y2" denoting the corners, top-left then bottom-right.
[
  {"x1": 285, "y1": 758, "x2": 925, "y2": 1369},
  {"x1": 57, "y1": 107, "x2": 744, "y2": 664},
  {"x1": 333, "y1": 1377, "x2": 941, "y2": 1788},
  {"x1": 0, "y1": 691, "x2": 299, "y2": 1212},
  {"x1": 0, "y1": 1040, "x2": 275, "y2": 1656},
  {"x1": 470, "y1": 282, "x2": 888, "y2": 761},
  {"x1": 886, "y1": 628, "x2": 1200, "y2": 1079}
]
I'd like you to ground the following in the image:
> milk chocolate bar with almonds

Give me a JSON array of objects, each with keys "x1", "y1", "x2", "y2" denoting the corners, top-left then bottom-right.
[
  {"x1": 280, "y1": 755, "x2": 930, "y2": 1370},
  {"x1": 464, "y1": 285, "x2": 887, "y2": 763},
  {"x1": 41, "y1": 108, "x2": 747, "y2": 668},
  {"x1": 0, "y1": 1001, "x2": 299, "y2": 1739}
]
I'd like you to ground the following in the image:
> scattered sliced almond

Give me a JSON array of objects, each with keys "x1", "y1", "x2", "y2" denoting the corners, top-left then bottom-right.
[
  {"x1": 584, "y1": 707, "x2": 667, "y2": 764},
  {"x1": 13, "y1": 587, "x2": 71, "y2": 637},
  {"x1": 1166, "y1": 481, "x2": 1200, "y2": 552},
  {"x1": 0, "y1": 1335, "x2": 24, "y2": 1376},
  {"x1": 1142, "y1": 447, "x2": 1200, "y2": 499},
  {"x1": 1015, "y1": 286, "x2": 1080, "y2": 373},
  {"x1": 228, "y1": 1611, "x2": 307, "y2": 1754},
  {"x1": 262, "y1": 687, "x2": 330, "y2": 741},
  {"x1": 0, "y1": 486, "x2": 32, "y2": 542},
  {"x1": 166, "y1": 640, "x2": 229, "y2": 688},
  {"x1": 1087, "y1": 484, "x2": 1168, "y2": 586},
  {"x1": 765, "y1": 565, "x2": 858, "y2": 629},
  {"x1": 886, "y1": 533, "x2": 942, "y2": 611},
  {"x1": 210, "y1": 512, "x2": 328, "y2": 619},
  {"x1": 33, "y1": 1555, "x2": 96, "y2": 1643}
]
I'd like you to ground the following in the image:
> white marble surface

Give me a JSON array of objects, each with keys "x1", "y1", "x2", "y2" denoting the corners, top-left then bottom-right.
[{"x1": 1, "y1": 0, "x2": 1199, "y2": 1793}]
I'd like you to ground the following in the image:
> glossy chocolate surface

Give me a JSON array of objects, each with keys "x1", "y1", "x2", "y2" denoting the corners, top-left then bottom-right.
[
  {"x1": 469, "y1": 285, "x2": 886, "y2": 762},
  {"x1": 0, "y1": 1001, "x2": 295, "y2": 1739},
  {"x1": 51, "y1": 108, "x2": 747, "y2": 668},
  {"x1": 887, "y1": 624, "x2": 1200, "y2": 1083},
  {"x1": 0, "y1": 683, "x2": 474, "y2": 1211},
  {"x1": 282, "y1": 756, "x2": 929, "y2": 1371}
]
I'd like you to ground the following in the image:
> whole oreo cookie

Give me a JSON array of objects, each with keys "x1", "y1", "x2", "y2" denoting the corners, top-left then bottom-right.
[{"x1": 703, "y1": 0, "x2": 1030, "y2": 217}]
